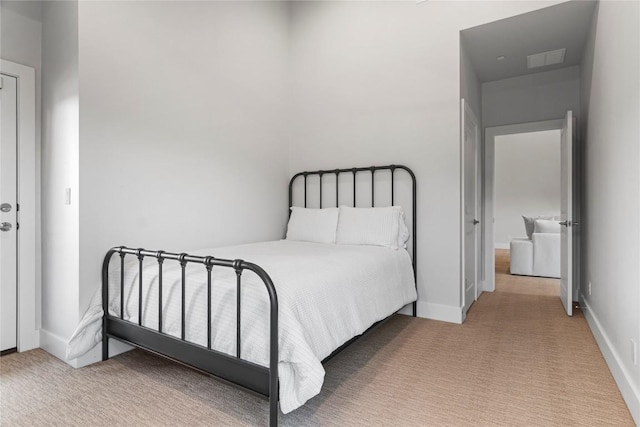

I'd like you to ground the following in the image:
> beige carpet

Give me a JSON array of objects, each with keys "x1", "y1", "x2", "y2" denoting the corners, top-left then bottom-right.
[{"x1": 1, "y1": 251, "x2": 633, "y2": 426}]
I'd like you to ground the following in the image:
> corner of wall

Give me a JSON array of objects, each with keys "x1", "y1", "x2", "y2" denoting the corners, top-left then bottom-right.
[{"x1": 39, "y1": 328, "x2": 78, "y2": 367}]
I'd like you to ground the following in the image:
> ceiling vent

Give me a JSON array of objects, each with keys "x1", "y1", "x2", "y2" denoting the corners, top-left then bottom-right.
[{"x1": 527, "y1": 48, "x2": 566, "y2": 69}]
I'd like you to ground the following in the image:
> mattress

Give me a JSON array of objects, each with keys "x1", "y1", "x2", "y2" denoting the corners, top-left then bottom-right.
[{"x1": 67, "y1": 240, "x2": 417, "y2": 413}]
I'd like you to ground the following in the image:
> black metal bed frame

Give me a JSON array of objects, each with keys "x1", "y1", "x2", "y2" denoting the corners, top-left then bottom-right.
[{"x1": 101, "y1": 164, "x2": 416, "y2": 426}]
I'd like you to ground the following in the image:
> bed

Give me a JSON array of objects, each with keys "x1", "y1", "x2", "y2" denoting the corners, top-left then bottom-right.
[{"x1": 68, "y1": 164, "x2": 417, "y2": 426}]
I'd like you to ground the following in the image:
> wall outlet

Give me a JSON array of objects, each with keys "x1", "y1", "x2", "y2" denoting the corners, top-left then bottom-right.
[
  {"x1": 588, "y1": 281, "x2": 592, "y2": 296},
  {"x1": 632, "y1": 339, "x2": 638, "y2": 366}
]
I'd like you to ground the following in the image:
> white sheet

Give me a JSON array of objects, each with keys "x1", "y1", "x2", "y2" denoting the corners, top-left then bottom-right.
[{"x1": 67, "y1": 240, "x2": 417, "y2": 413}]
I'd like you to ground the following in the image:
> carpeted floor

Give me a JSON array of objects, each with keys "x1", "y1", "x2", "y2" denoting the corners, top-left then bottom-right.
[{"x1": 0, "y1": 250, "x2": 634, "y2": 426}]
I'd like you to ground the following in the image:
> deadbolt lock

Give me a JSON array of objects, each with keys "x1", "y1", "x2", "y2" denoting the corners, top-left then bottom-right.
[{"x1": 0, "y1": 203, "x2": 11, "y2": 213}]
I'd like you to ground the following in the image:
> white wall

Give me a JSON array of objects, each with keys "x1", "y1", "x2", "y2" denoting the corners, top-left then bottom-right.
[
  {"x1": 580, "y1": 1, "x2": 640, "y2": 422},
  {"x1": 36, "y1": 0, "x2": 568, "y2": 363},
  {"x1": 1, "y1": 0, "x2": 43, "y2": 329},
  {"x1": 74, "y1": 1, "x2": 290, "y2": 364},
  {"x1": 482, "y1": 65, "x2": 581, "y2": 129},
  {"x1": 494, "y1": 130, "x2": 560, "y2": 247},
  {"x1": 288, "y1": 0, "x2": 563, "y2": 322},
  {"x1": 40, "y1": 0, "x2": 80, "y2": 359},
  {"x1": 460, "y1": 41, "x2": 482, "y2": 123}
]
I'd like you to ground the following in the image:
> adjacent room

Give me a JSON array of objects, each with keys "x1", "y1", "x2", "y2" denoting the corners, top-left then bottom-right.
[
  {"x1": 1, "y1": 0, "x2": 638, "y2": 425},
  {"x1": 495, "y1": 129, "x2": 562, "y2": 297}
]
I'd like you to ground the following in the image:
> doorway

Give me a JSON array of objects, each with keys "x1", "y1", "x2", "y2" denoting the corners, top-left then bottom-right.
[
  {"x1": 493, "y1": 127, "x2": 562, "y2": 306},
  {"x1": 1, "y1": 73, "x2": 18, "y2": 354},
  {"x1": 482, "y1": 116, "x2": 579, "y2": 315},
  {"x1": 0, "y1": 59, "x2": 39, "y2": 353}
]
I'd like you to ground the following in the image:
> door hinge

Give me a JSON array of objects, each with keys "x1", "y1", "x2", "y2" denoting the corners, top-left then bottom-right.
[
  {"x1": 16, "y1": 203, "x2": 19, "y2": 211},
  {"x1": 17, "y1": 222, "x2": 19, "y2": 230}
]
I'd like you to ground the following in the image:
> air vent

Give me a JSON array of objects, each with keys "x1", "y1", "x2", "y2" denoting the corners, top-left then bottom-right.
[{"x1": 527, "y1": 48, "x2": 566, "y2": 69}]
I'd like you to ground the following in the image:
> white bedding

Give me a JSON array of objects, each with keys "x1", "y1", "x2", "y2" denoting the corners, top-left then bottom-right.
[{"x1": 67, "y1": 240, "x2": 417, "y2": 413}]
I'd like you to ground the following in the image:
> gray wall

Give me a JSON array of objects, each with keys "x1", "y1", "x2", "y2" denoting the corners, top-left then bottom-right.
[
  {"x1": 580, "y1": 1, "x2": 640, "y2": 421},
  {"x1": 75, "y1": 1, "x2": 290, "y2": 364},
  {"x1": 482, "y1": 65, "x2": 581, "y2": 129},
  {"x1": 0, "y1": 2, "x2": 41, "y2": 146},
  {"x1": 288, "y1": 0, "x2": 563, "y2": 320},
  {"x1": 494, "y1": 130, "x2": 560, "y2": 247},
  {"x1": 31, "y1": 0, "x2": 570, "y2": 363},
  {"x1": 460, "y1": 41, "x2": 482, "y2": 123},
  {"x1": 40, "y1": 0, "x2": 80, "y2": 357}
]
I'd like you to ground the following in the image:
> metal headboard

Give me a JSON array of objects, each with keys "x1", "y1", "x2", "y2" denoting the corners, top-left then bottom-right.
[{"x1": 288, "y1": 165, "x2": 417, "y2": 317}]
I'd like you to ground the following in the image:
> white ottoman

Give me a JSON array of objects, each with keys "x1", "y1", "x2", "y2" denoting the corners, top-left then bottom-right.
[{"x1": 510, "y1": 238, "x2": 533, "y2": 276}]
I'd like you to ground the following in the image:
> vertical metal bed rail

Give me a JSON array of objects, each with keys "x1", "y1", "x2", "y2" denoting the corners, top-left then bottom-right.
[
  {"x1": 119, "y1": 251, "x2": 125, "y2": 319},
  {"x1": 371, "y1": 167, "x2": 375, "y2": 207},
  {"x1": 205, "y1": 257, "x2": 213, "y2": 349},
  {"x1": 157, "y1": 251, "x2": 164, "y2": 333},
  {"x1": 303, "y1": 173, "x2": 307, "y2": 208},
  {"x1": 319, "y1": 172, "x2": 323, "y2": 208},
  {"x1": 234, "y1": 261, "x2": 242, "y2": 359},
  {"x1": 288, "y1": 164, "x2": 417, "y2": 317},
  {"x1": 352, "y1": 168, "x2": 357, "y2": 206},
  {"x1": 137, "y1": 249, "x2": 144, "y2": 326},
  {"x1": 102, "y1": 247, "x2": 280, "y2": 426},
  {"x1": 335, "y1": 170, "x2": 339, "y2": 207},
  {"x1": 179, "y1": 254, "x2": 187, "y2": 340}
]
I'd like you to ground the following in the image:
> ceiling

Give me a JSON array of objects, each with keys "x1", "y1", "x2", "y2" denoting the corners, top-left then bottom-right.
[{"x1": 461, "y1": 1, "x2": 597, "y2": 83}]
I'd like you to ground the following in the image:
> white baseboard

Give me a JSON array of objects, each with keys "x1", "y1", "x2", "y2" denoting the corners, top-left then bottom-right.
[
  {"x1": 581, "y1": 294, "x2": 640, "y2": 425},
  {"x1": 39, "y1": 329, "x2": 133, "y2": 368},
  {"x1": 39, "y1": 329, "x2": 78, "y2": 368},
  {"x1": 416, "y1": 301, "x2": 463, "y2": 324}
]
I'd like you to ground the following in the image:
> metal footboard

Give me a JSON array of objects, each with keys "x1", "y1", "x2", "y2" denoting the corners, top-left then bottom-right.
[{"x1": 101, "y1": 246, "x2": 279, "y2": 426}]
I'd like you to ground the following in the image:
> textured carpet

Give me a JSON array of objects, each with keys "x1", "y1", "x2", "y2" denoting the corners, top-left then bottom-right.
[{"x1": 0, "y1": 250, "x2": 633, "y2": 426}]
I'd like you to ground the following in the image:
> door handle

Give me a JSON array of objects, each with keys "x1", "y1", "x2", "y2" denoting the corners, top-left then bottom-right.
[
  {"x1": 472, "y1": 219, "x2": 480, "y2": 225},
  {"x1": 0, "y1": 222, "x2": 12, "y2": 232},
  {"x1": 559, "y1": 220, "x2": 571, "y2": 227}
]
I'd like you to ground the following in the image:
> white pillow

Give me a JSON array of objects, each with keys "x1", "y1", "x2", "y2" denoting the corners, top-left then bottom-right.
[
  {"x1": 286, "y1": 207, "x2": 339, "y2": 244},
  {"x1": 533, "y1": 219, "x2": 561, "y2": 234},
  {"x1": 336, "y1": 206, "x2": 407, "y2": 250},
  {"x1": 522, "y1": 215, "x2": 560, "y2": 239}
]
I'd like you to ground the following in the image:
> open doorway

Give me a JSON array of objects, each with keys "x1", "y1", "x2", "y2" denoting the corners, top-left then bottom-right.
[
  {"x1": 0, "y1": 60, "x2": 39, "y2": 353},
  {"x1": 493, "y1": 128, "x2": 562, "y2": 299},
  {"x1": 482, "y1": 116, "x2": 579, "y2": 316}
]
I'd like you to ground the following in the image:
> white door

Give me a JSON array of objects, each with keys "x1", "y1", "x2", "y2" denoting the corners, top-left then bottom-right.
[
  {"x1": 462, "y1": 100, "x2": 480, "y2": 317},
  {"x1": 0, "y1": 74, "x2": 18, "y2": 352},
  {"x1": 560, "y1": 110, "x2": 573, "y2": 316}
]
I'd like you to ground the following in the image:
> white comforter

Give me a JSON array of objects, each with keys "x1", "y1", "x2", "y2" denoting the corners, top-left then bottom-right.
[{"x1": 67, "y1": 240, "x2": 417, "y2": 413}]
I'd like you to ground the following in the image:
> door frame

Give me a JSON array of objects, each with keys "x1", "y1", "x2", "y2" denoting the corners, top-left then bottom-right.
[
  {"x1": 482, "y1": 118, "x2": 565, "y2": 293},
  {"x1": 1, "y1": 59, "x2": 39, "y2": 351},
  {"x1": 560, "y1": 110, "x2": 574, "y2": 316},
  {"x1": 460, "y1": 99, "x2": 481, "y2": 320}
]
